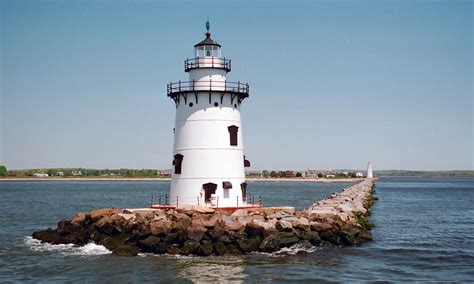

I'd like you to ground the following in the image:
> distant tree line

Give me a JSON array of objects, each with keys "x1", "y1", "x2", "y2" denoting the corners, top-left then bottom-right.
[
  {"x1": 257, "y1": 170, "x2": 361, "y2": 179},
  {"x1": 6, "y1": 168, "x2": 158, "y2": 177}
]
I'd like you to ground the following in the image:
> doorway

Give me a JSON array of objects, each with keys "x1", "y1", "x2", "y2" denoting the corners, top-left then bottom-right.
[{"x1": 203, "y1": 182, "x2": 217, "y2": 203}]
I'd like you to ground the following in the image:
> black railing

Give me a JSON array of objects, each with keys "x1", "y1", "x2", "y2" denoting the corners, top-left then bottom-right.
[
  {"x1": 184, "y1": 57, "x2": 231, "y2": 72},
  {"x1": 167, "y1": 80, "x2": 249, "y2": 97},
  {"x1": 151, "y1": 194, "x2": 169, "y2": 206}
]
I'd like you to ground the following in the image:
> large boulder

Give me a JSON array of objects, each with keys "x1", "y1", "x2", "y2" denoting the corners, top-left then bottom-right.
[
  {"x1": 293, "y1": 217, "x2": 310, "y2": 231},
  {"x1": 181, "y1": 240, "x2": 200, "y2": 255},
  {"x1": 186, "y1": 226, "x2": 207, "y2": 242},
  {"x1": 197, "y1": 241, "x2": 214, "y2": 256},
  {"x1": 223, "y1": 219, "x2": 244, "y2": 231},
  {"x1": 176, "y1": 205, "x2": 215, "y2": 215},
  {"x1": 276, "y1": 219, "x2": 293, "y2": 232},
  {"x1": 138, "y1": 235, "x2": 161, "y2": 252},
  {"x1": 89, "y1": 208, "x2": 122, "y2": 220},
  {"x1": 71, "y1": 213, "x2": 86, "y2": 224},
  {"x1": 192, "y1": 213, "x2": 220, "y2": 228},
  {"x1": 310, "y1": 222, "x2": 332, "y2": 231},
  {"x1": 237, "y1": 236, "x2": 262, "y2": 252},
  {"x1": 149, "y1": 219, "x2": 172, "y2": 236}
]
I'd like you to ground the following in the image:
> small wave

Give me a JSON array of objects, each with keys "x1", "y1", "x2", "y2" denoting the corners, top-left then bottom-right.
[
  {"x1": 69, "y1": 243, "x2": 112, "y2": 256},
  {"x1": 252, "y1": 244, "x2": 319, "y2": 257},
  {"x1": 24, "y1": 236, "x2": 112, "y2": 256},
  {"x1": 24, "y1": 236, "x2": 75, "y2": 252}
]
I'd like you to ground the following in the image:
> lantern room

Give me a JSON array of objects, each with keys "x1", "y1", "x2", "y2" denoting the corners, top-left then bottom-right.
[{"x1": 194, "y1": 20, "x2": 222, "y2": 57}]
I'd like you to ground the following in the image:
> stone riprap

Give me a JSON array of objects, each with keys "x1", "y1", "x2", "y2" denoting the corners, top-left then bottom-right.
[{"x1": 32, "y1": 179, "x2": 376, "y2": 256}]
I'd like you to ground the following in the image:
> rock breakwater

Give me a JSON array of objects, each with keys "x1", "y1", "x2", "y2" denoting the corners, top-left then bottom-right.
[{"x1": 32, "y1": 179, "x2": 376, "y2": 256}]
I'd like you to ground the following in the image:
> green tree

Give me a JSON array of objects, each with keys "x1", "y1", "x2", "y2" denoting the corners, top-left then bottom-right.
[
  {"x1": 0, "y1": 165, "x2": 7, "y2": 176},
  {"x1": 317, "y1": 173, "x2": 323, "y2": 178},
  {"x1": 295, "y1": 172, "x2": 303, "y2": 177},
  {"x1": 262, "y1": 170, "x2": 270, "y2": 178},
  {"x1": 270, "y1": 171, "x2": 278, "y2": 178}
]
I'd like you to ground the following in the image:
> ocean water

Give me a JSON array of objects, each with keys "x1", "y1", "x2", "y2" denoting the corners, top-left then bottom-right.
[{"x1": 0, "y1": 178, "x2": 473, "y2": 282}]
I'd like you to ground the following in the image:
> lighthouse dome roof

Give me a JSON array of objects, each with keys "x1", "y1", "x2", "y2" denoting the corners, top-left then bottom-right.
[{"x1": 194, "y1": 33, "x2": 221, "y2": 47}]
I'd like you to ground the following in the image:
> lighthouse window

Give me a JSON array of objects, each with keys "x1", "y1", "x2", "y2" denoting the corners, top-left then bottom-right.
[
  {"x1": 173, "y1": 154, "x2": 183, "y2": 174},
  {"x1": 214, "y1": 102, "x2": 219, "y2": 107},
  {"x1": 244, "y1": 156, "x2": 251, "y2": 167},
  {"x1": 241, "y1": 182, "x2": 247, "y2": 202},
  {"x1": 189, "y1": 102, "x2": 193, "y2": 107},
  {"x1": 228, "y1": 125, "x2": 239, "y2": 146}
]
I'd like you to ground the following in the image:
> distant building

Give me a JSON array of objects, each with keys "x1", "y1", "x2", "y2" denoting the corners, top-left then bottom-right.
[
  {"x1": 56, "y1": 172, "x2": 64, "y2": 176},
  {"x1": 325, "y1": 174, "x2": 336, "y2": 178},
  {"x1": 33, "y1": 173, "x2": 49, "y2": 177},
  {"x1": 355, "y1": 172, "x2": 364, "y2": 177},
  {"x1": 281, "y1": 170, "x2": 294, "y2": 178},
  {"x1": 71, "y1": 170, "x2": 82, "y2": 176},
  {"x1": 304, "y1": 169, "x2": 318, "y2": 178},
  {"x1": 342, "y1": 171, "x2": 349, "y2": 176},
  {"x1": 246, "y1": 170, "x2": 262, "y2": 178},
  {"x1": 157, "y1": 169, "x2": 172, "y2": 176}
]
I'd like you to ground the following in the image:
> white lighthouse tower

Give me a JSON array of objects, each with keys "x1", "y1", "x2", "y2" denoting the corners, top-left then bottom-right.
[
  {"x1": 166, "y1": 21, "x2": 251, "y2": 208},
  {"x1": 367, "y1": 161, "x2": 374, "y2": 178}
]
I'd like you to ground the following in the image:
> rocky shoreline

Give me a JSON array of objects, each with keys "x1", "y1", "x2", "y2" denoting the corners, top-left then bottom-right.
[{"x1": 32, "y1": 179, "x2": 377, "y2": 256}]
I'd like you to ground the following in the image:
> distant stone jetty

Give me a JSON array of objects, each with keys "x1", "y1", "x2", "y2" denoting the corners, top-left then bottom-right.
[{"x1": 32, "y1": 179, "x2": 377, "y2": 256}]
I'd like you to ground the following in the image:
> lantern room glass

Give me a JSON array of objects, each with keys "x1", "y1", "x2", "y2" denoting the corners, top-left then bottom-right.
[{"x1": 195, "y1": 45, "x2": 221, "y2": 58}]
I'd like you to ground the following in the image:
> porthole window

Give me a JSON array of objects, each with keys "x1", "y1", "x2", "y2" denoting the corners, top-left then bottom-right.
[
  {"x1": 214, "y1": 102, "x2": 219, "y2": 107},
  {"x1": 189, "y1": 102, "x2": 193, "y2": 107},
  {"x1": 234, "y1": 104, "x2": 237, "y2": 108}
]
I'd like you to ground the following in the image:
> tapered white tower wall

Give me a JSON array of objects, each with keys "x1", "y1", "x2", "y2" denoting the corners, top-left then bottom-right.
[
  {"x1": 367, "y1": 162, "x2": 373, "y2": 178},
  {"x1": 167, "y1": 24, "x2": 250, "y2": 208}
]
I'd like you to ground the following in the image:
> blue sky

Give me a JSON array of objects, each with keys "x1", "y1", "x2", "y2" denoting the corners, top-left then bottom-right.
[{"x1": 1, "y1": 0, "x2": 472, "y2": 170}]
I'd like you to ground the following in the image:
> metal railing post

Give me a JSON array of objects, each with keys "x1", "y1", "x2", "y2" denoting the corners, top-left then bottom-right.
[
  {"x1": 159, "y1": 195, "x2": 162, "y2": 206},
  {"x1": 176, "y1": 196, "x2": 179, "y2": 207},
  {"x1": 178, "y1": 80, "x2": 181, "y2": 92},
  {"x1": 197, "y1": 196, "x2": 199, "y2": 206},
  {"x1": 165, "y1": 194, "x2": 168, "y2": 205},
  {"x1": 259, "y1": 196, "x2": 262, "y2": 206},
  {"x1": 237, "y1": 196, "x2": 239, "y2": 208}
]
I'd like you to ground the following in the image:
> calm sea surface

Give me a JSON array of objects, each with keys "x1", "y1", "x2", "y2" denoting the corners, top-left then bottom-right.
[{"x1": 0, "y1": 178, "x2": 473, "y2": 282}]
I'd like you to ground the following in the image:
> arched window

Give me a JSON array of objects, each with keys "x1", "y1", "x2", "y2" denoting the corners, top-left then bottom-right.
[
  {"x1": 173, "y1": 154, "x2": 183, "y2": 174},
  {"x1": 223, "y1": 181, "x2": 232, "y2": 199},
  {"x1": 228, "y1": 125, "x2": 239, "y2": 146}
]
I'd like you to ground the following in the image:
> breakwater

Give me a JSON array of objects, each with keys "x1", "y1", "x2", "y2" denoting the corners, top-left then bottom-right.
[{"x1": 32, "y1": 179, "x2": 376, "y2": 256}]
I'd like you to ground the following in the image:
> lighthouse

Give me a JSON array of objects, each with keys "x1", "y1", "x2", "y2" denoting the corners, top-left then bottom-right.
[
  {"x1": 166, "y1": 21, "x2": 251, "y2": 208},
  {"x1": 367, "y1": 162, "x2": 373, "y2": 178}
]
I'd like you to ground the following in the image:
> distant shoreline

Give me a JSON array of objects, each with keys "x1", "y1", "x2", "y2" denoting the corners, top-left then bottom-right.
[{"x1": 0, "y1": 177, "x2": 363, "y2": 183}]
